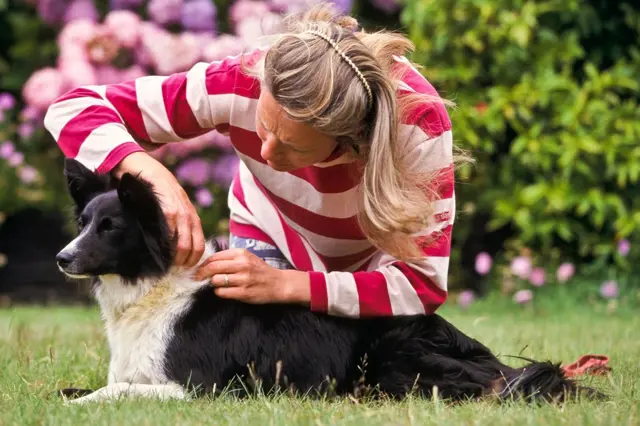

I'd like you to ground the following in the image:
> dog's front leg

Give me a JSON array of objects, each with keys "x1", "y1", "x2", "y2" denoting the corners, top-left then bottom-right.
[{"x1": 63, "y1": 382, "x2": 188, "y2": 405}]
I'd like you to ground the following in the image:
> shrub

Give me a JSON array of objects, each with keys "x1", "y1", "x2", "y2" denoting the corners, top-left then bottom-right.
[{"x1": 401, "y1": 0, "x2": 640, "y2": 289}]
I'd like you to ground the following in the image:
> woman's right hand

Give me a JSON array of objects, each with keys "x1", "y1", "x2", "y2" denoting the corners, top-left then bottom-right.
[{"x1": 112, "y1": 151, "x2": 206, "y2": 268}]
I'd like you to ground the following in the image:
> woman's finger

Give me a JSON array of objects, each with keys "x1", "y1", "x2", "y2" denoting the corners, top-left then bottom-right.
[
  {"x1": 195, "y1": 259, "x2": 244, "y2": 281},
  {"x1": 213, "y1": 286, "x2": 246, "y2": 300},
  {"x1": 185, "y1": 209, "x2": 205, "y2": 267},
  {"x1": 174, "y1": 208, "x2": 192, "y2": 266},
  {"x1": 210, "y1": 272, "x2": 240, "y2": 288}
]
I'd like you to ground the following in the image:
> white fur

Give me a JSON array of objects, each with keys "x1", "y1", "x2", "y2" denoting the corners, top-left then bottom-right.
[
  {"x1": 57, "y1": 227, "x2": 92, "y2": 279},
  {"x1": 65, "y1": 242, "x2": 218, "y2": 403},
  {"x1": 64, "y1": 383, "x2": 188, "y2": 405}
]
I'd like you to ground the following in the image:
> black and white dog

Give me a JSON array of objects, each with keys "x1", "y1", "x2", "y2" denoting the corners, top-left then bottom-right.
[{"x1": 54, "y1": 159, "x2": 597, "y2": 405}]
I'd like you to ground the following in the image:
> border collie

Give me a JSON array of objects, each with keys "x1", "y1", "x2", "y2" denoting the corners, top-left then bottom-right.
[{"x1": 54, "y1": 159, "x2": 597, "y2": 405}]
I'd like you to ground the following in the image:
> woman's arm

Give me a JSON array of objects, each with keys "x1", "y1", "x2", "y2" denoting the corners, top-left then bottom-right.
[
  {"x1": 43, "y1": 50, "x2": 264, "y2": 267},
  {"x1": 44, "y1": 51, "x2": 262, "y2": 174},
  {"x1": 195, "y1": 162, "x2": 454, "y2": 317}
]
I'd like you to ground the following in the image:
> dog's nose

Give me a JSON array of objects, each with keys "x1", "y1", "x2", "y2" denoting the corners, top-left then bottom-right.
[{"x1": 56, "y1": 252, "x2": 73, "y2": 269}]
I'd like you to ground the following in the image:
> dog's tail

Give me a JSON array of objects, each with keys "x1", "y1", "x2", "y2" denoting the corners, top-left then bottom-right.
[{"x1": 492, "y1": 358, "x2": 606, "y2": 403}]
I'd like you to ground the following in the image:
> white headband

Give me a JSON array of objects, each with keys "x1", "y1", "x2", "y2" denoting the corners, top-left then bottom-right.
[{"x1": 305, "y1": 29, "x2": 373, "y2": 107}]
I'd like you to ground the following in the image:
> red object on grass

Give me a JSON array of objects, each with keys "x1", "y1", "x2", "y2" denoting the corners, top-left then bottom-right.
[{"x1": 561, "y1": 355, "x2": 611, "y2": 378}]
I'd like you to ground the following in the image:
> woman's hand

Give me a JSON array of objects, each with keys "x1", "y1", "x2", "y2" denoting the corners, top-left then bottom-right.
[
  {"x1": 194, "y1": 249, "x2": 311, "y2": 305},
  {"x1": 113, "y1": 152, "x2": 205, "y2": 268}
]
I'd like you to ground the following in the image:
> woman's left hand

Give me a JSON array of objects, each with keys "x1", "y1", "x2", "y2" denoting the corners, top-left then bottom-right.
[{"x1": 194, "y1": 248, "x2": 310, "y2": 305}]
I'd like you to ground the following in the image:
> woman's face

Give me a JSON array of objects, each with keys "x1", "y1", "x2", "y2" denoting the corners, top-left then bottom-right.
[{"x1": 255, "y1": 89, "x2": 338, "y2": 172}]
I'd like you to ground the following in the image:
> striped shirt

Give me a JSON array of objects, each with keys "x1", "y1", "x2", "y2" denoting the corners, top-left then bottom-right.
[{"x1": 43, "y1": 48, "x2": 456, "y2": 318}]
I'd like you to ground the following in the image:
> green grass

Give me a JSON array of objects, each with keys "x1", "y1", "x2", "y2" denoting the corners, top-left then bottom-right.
[{"x1": 0, "y1": 296, "x2": 638, "y2": 426}]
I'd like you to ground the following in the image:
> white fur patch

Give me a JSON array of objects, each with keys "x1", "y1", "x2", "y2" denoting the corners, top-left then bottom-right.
[
  {"x1": 64, "y1": 383, "x2": 189, "y2": 405},
  {"x1": 89, "y1": 242, "x2": 217, "y2": 391}
]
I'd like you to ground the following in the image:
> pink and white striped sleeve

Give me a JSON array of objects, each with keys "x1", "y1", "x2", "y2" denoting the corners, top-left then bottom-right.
[{"x1": 43, "y1": 51, "x2": 262, "y2": 174}]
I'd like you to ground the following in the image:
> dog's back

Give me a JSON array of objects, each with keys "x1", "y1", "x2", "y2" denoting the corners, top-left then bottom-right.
[{"x1": 163, "y1": 285, "x2": 369, "y2": 396}]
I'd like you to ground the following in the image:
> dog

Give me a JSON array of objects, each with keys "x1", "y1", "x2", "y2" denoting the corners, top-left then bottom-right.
[{"x1": 54, "y1": 158, "x2": 598, "y2": 405}]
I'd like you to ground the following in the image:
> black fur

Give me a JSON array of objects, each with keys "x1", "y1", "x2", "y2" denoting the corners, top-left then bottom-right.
[{"x1": 57, "y1": 159, "x2": 601, "y2": 403}]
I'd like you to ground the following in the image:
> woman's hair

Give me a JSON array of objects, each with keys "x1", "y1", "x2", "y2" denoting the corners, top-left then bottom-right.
[{"x1": 242, "y1": 3, "x2": 471, "y2": 261}]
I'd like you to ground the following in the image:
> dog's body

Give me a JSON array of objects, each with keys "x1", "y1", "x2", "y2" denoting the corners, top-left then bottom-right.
[{"x1": 55, "y1": 159, "x2": 596, "y2": 405}]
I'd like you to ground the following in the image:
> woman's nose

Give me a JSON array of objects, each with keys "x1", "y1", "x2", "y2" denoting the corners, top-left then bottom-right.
[{"x1": 260, "y1": 135, "x2": 280, "y2": 162}]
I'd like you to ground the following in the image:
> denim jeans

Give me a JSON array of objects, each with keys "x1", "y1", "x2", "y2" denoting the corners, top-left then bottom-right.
[{"x1": 229, "y1": 234, "x2": 294, "y2": 271}]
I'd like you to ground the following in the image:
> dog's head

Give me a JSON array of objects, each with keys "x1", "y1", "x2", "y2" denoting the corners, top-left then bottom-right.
[{"x1": 55, "y1": 159, "x2": 173, "y2": 282}]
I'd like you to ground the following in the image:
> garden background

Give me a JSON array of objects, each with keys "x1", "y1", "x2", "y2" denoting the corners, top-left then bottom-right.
[{"x1": 0, "y1": 0, "x2": 639, "y2": 310}]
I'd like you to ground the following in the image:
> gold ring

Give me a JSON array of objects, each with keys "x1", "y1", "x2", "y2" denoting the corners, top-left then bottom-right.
[{"x1": 224, "y1": 274, "x2": 229, "y2": 287}]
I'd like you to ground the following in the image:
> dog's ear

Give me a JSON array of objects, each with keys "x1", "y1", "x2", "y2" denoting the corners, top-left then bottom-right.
[
  {"x1": 116, "y1": 172, "x2": 163, "y2": 221},
  {"x1": 64, "y1": 159, "x2": 111, "y2": 215},
  {"x1": 117, "y1": 172, "x2": 173, "y2": 272}
]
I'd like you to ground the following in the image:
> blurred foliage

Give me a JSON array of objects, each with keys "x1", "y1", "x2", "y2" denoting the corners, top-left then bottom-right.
[
  {"x1": 0, "y1": 1, "x2": 59, "y2": 92},
  {"x1": 401, "y1": 0, "x2": 640, "y2": 273}
]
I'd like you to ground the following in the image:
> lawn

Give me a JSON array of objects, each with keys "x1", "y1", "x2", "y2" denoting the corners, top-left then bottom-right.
[{"x1": 0, "y1": 295, "x2": 638, "y2": 426}]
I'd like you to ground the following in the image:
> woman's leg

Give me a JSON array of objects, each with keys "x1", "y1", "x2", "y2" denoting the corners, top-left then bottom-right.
[{"x1": 228, "y1": 234, "x2": 294, "y2": 270}]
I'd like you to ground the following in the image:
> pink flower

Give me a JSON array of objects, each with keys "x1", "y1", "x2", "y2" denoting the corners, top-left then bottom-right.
[
  {"x1": 95, "y1": 65, "x2": 124, "y2": 84},
  {"x1": 474, "y1": 252, "x2": 492, "y2": 275},
  {"x1": 85, "y1": 30, "x2": 121, "y2": 64},
  {"x1": 175, "y1": 157, "x2": 210, "y2": 186},
  {"x1": 510, "y1": 256, "x2": 532, "y2": 279},
  {"x1": 195, "y1": 187, "x2": 214, "y2": 207},
  {"x1": 202, "y1": 34, "x2": 244, "y2": 63},
  {"x1": 18, "y1": 123, "x2": 35, "y2": 140},
  {"x1": 18, "y1": 166, "x2": 39, "y2": 183},
  {"x1": 617, "y1": 239, "x2": 630, "y2": 256},
  {"x1": 104, "y1": 10, "x2": 142, "y2": 48},
  {"x1": 8, "y1": 152, "x2": 24, "y2": 167},
  {"x1": 148, "y1": 0, "x2": 183, "y2": 26},
  {"x1": 600, "y1": 281, "x2": 619, "y2": 299},
  {"x1": 119, "y1": 65, "x2": 147, "y2": 81},
  {"x1": 20, "y1": 106, "x2": 41, "y2": 122},
  {"x1": 0, "y1": 93, "x2": 15, "y2": 110},
  {"x1": 236, "y1": 12, "x2": 283, "y2": 46},
  {"x1": 457, "y1": 290, "x2": 475, "y2": 308},
  {"x1": 556, "y1": 263, "x2": 575, "y2": 283},
  {"x1": 210, "y1": 132, "x2": 234, "y2": 151},
  {"x1": 513, "y1": 289, "x2": 533, "y2": 304},
  {"x1": 211, "y1": 154, "x2": 240, "y2": 186},
  {"x1": 0, "y1": 141, "x2": 15, "y2": 159},
  {"x1": 22, "y1": 68, "x2": 67, "y2": 110},
  {"x1": 38, "y1": 0, "x2": 66, "y2": 25},
  {"x1": 58, "y1": 56, "x2": 97, "y2": 87},
  {"x1": 63, "y1": 0, "x2": 99, "y2": 24},
  {"x1": 529, "y1": 267, "x2": 545, "y2": 287},
  {"x1": 269, "y1": 0, "x2": 325, "y2": 14},
  {"x1": 140, "y1": 24, "x2": 202, "y2": 74},
  {"x1": 229, "y1": 0, "x2": 271, "y2": 30},
  {"x1": 58, "y1": 42, "x2": 89, "y2": 65},
  {"x1": 57, "y1": 19, "x2": 98, "y2": 51}
]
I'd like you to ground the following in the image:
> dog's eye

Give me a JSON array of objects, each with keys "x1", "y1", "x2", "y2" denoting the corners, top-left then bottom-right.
[{"x1": 98, "y1": 217, "x2": 113, "y2": 233}]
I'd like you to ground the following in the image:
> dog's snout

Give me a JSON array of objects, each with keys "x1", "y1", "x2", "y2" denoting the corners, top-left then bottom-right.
[{"x1": 56, "y1": 251, "x2": 73, "y2": 269}]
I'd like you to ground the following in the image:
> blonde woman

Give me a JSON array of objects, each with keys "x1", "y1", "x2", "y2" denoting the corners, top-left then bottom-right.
[{"x1": 44, "y1": 4, "x2": 464, "y2": 318}]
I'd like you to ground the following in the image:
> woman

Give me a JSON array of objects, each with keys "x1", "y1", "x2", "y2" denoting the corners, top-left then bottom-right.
[{"x1": 44, "y1": 4, "x2": 465, "y2": 318}]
